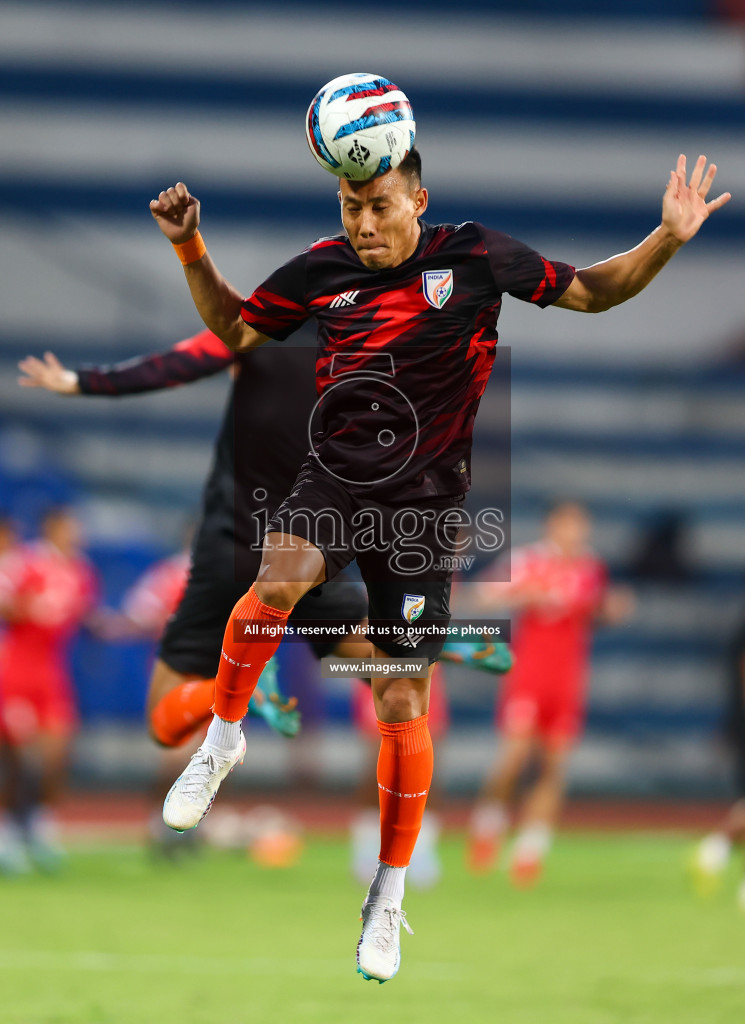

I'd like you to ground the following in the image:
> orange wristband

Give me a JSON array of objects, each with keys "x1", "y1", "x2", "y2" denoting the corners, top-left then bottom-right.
[{"x1": 172, "y1": 232, "x2": 206, "y2": 266}]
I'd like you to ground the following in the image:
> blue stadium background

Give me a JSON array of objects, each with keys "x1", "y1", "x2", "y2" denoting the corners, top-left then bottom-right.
[{"x1": 1, "y1": 0, "x2": 744, "y2": 795}]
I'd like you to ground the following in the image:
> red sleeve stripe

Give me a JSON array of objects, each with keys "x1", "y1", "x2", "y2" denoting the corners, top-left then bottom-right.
[
  {"x1": 173, "y1": 330, "x2": 232, "y2": 361},
  {"x1": 530, "y1": 278, "x2": 547, "y2": 303},
  {"x1": 529, "y1": 258, "x2": 559, "y2": 304},
  {"x1": 245, "y1": 288, "x2": 306, "y2": 314}
]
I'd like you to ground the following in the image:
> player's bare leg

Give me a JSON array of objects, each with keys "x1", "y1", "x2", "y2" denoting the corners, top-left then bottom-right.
[
  {"x1": 351, "y1": 734, "x2": 381, "y2": 885},
  {"x1": 691, "y1": 798, "x2": 745, "y2": 900},
  {"x1": 356, "y1": 662, "x2": 432, "y2": 983},
  {"x1": 285, "y1": 630, "x2": 373, "y2": 793},
  {"x1": 162, "y1": 535, "x2": 324, "y2": 832},
  {"x1": 22, "y1": 730, "x2": 72, "y2": 872},
  {"x1": 0, "y1": 738, "x2": 31, "y2": 875},
  {"x1": 509, "y1": 741, "x2": 569, "y2": 887},
  {"x1": 467, "y1": 732, "x2": 534, "y2": 874},
  {"x1": 724, "y1": 799, "x2": 745, "y2": 843},
  {"x1": 725, "y1": 801, "x2": 745, "y2": 908}
]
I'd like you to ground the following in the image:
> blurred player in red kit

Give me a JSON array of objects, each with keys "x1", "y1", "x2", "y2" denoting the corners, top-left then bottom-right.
[
  {"x1": 0, "y1": 508, "x2": 98, "y2": 872},
  {"x1": 120, "y1": 543, "x2": 191, "y2": 641},
  {"x1": 111, "y1": 535, "x2": 223, "y2": 857},
  {"x1": 468, "y1": 501, "x2": 633, "y2": 885}
]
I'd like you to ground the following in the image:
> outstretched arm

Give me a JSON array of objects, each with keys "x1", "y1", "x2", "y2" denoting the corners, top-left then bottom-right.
[
  {"x1": 554, "y1": 154, "x2": 731, "y2": 313},
  {"x1": 18, "y1": 331, "x2": 234, "y2": 397},
  {"x1": 149, "y1": 183, "x2": 268, "y2": 353}
]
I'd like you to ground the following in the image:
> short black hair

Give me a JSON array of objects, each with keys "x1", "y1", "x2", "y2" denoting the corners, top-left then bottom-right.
[
  {"x1": 398, "y1": 146, "x2": 421, "y2": 189},
  {"x1": 343, "y1": 145, "x2": 422, "y2": 192}
]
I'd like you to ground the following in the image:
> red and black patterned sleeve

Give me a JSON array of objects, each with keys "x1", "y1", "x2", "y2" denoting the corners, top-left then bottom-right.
[
  {"x1": 240, "y1": 250, "x2": 310, "y2": 341},
  {"x1": 76, "y1": 330, "x2": 233, "y2": 396},
  {"x1": 478, "y1": 224, "x2": 575, "y2": 308}
]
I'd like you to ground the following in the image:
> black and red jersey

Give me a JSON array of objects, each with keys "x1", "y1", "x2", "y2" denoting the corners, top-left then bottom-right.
[
  {"x1": 241, "y1": 221, "x2": 574, "y2": 500},
  {"x1": 76, "y1": 329, "x2": 318, "y2": 543}
]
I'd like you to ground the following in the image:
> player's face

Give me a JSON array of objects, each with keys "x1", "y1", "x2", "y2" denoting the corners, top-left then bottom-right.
[
  {"x1": 546, "y1": 504, "x2": 591, "y2": 554},
  {"x1": 339, "y1": 170, "x2": 428, "y2": 270},
  {"x1": 43, "y1": 512, "x2": 82, "y2": 555}
]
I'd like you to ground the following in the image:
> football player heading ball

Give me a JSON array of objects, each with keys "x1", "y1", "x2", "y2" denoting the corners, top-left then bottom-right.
[{"x1": 149, "y1": 70, "x2": 730, "y2": 983}]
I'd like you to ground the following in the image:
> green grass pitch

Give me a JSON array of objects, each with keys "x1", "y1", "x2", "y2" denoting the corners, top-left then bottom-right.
[{"x1": 1, "y1": 832, "x2": 744, "y2": 1024}]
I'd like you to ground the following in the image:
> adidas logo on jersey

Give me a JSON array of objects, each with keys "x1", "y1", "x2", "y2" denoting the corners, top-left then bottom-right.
[{"x1": 329, "y1": 290, "x2": 359, "y2": 308}]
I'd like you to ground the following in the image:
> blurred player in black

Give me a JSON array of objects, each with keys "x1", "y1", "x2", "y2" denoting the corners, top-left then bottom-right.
[
  {"x1": 149, "y1": 140, "x2": 729, "y2": 982},
  {"x1": 18, "y1": 331, "x2": 370, "y2": 748}
]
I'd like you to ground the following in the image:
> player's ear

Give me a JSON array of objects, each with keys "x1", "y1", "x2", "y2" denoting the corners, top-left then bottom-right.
[{"x1": 414, "y1": 187, "x2": 428, "y2": 217}]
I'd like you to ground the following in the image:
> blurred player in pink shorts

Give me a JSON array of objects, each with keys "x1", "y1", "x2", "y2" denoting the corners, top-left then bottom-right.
[
  {"x1": 468, "y1": 501, "x2": 632, "y2": 885},
  {"x1": 0, "y1": 508, "x2": 98, "y2": 872}
]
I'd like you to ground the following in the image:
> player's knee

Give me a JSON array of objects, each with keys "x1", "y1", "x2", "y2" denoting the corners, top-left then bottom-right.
[
  {"x1": 375, "y1": 678, "x2": 428, "y2": 723},
  {"x1": 253, "y1": 579, "x2": 302, "y2": 611},
  {"x1": 541, "y1": 749, "x2": 568, "y2": 780}
]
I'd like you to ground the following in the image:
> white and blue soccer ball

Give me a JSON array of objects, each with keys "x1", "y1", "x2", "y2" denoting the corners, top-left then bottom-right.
[{"x1": 305, "y1": 73, "x2": 416, "y2": 181}]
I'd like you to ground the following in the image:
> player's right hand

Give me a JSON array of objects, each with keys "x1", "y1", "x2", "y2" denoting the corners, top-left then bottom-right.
[
  {"x1": 18, "y1": 352, "x2": 80, "y2": 394},
  {"x1": 149, "y1": 182, "x2": 200, "y2": 243}
]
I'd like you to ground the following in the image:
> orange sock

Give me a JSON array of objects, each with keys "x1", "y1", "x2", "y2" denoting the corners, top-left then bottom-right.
[
  {"x1": 377, "y1": 714, "x2": 433, "y2": 867},
  {"x1": 150, "y1": 679, "x2": 215, "y2": 747},
  {"x1": 214, "y1": 584, "x2": 291, "y2": 722}
]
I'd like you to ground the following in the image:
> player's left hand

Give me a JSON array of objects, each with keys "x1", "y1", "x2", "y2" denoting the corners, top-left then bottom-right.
[{"x1": 662, "y1": 154, "x2": 731, "y2": 244}]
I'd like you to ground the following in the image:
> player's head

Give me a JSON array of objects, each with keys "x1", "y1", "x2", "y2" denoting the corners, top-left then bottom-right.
[
  {"x1": 544, "y1": 499, "x2": 592, "y2": 554},
  {"x1": 41, "y1": 506, "x2": 82, "y2": 554},
  {"x1": 338, "y1": 146, "x2": 427, "y2": 270}
]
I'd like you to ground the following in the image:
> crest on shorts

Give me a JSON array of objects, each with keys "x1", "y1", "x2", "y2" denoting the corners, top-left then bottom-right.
[
  {"x1": 422, "y1": 270, "x2": 453, "y2": 309},
  {"x1": 402, "y1": 594, "x2": 426, "y2": 624}
]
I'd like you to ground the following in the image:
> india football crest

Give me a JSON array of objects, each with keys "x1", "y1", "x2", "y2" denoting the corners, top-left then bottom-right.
[
  {"x1": 402, "y1": 593, "x2": 426, "y2": 624},
  {"x1": 422, "y1": 269, "x2": 453, "y2": 309}
]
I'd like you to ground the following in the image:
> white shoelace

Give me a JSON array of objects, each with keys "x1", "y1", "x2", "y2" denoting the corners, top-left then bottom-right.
[
  {"x1": 365, "y1": 901, "x2": 414, "y2": 954},
  {"x1": 179, "y1": 748, "x2": 230, "y2": 802}
]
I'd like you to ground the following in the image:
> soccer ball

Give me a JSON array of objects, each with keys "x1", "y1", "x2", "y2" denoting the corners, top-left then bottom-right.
[{"x1": 305, "y1": 72, "x2": 416, "y2": 181}]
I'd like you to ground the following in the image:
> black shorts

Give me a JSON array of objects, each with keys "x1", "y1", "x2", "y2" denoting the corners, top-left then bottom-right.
[
  {"x1": 267, "y1": 459, "x2": 464, "y2": 662},
  {"x1": 158, "y1": 520, "x2": 367, "y2": 678}
]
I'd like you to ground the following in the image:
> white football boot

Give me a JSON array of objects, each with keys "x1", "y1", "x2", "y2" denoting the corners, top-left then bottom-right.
[
  {"x1": 356, "y1": 895, "x2": 413, "y2": 983},
  {"x1": 163, "y1": 733, "x2": 246, "y2": 832}
]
